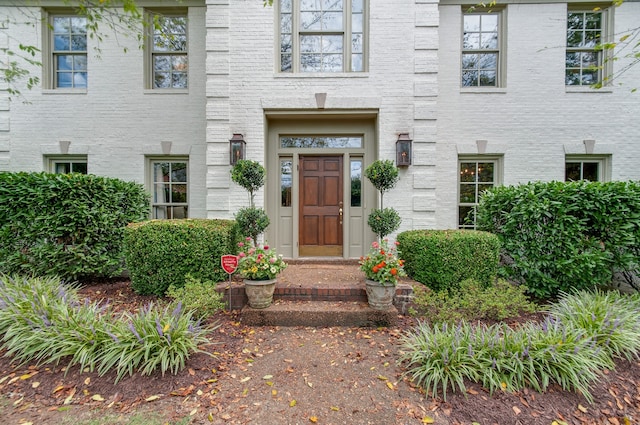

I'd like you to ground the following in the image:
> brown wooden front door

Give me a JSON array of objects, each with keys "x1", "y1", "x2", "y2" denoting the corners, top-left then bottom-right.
[{"x1": 299, "y1": 156, "x2": 343, "y2": 256}]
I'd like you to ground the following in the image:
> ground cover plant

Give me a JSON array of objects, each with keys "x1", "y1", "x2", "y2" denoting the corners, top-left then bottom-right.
[
  {"x1": 166, "y1": 274, "x2": 226, "y2": 319},
  {"x1": 0, "y1": 274, "x2": 213, "y2": 383},
  {"x1": 409, "y1": 278, "x2": 537, "y2": 324},
  {"x1": 401, "y1": 289, "x2": 640, "y2": 415}
]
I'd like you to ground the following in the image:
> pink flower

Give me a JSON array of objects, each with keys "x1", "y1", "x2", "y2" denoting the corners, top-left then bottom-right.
[
  {"x1": 239, "y1": 252, "x2": 246, "y2": 258},
  {"x1": 269, "y1": 257, "x2": 276, "y2": 263},
  {"x1": 238, "y1": 242, "x2": 244, "y2": 247},
  {"x1": 372, "y1": 241, "x2": 379, "y2": 249},
  {"x1": 263, "y1": 245, "x2": 269, "y2": 250},
  {"x1": 245, "y1": 237, "x2": 252, "y2": 241}
]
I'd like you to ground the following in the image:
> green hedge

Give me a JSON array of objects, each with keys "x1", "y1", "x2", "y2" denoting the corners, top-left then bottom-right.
[
  {"x1": 476, "y1": 180, "x2": 640, "y2": 299},
  {"x1": 124, "y1": 219, "x2": 240, "y2": 296},
  {"x1": 397, "y1": 229, "x2": 500, "y2": 291},
  {"x1": 0, "y1": 172, "x2": 149, "y2": 280}
]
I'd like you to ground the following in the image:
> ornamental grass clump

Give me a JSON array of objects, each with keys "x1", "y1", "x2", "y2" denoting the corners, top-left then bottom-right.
[
  {"x1": 359, "y1": 239, "x2": 407, "y2": 285},
  {"x1": 0, "y1": 274, "x2": 214, "y2": 382},
  {"x1": 98, "y1": 301, "x2": 212, "y2": 383},
  {"x1": 548, "y1": 290, "x2": 640, "y2": 361}
]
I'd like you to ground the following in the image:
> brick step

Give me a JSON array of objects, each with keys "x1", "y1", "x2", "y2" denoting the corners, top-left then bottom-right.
[{"x1": 240, "y1": 300, "x2": 398, "y2": 327}]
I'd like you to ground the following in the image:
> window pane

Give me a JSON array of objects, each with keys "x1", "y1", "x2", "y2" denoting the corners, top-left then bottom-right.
[
  {"x1": 460, "y1": 184, "x2": 476, "y2": 203},
  {"x1": 281, "y1": 159, "x2": 292, "y2": 207},
  {"x1": 351, "y1": 159, "x2": 362, "y2": 207},
  {"x1": 464, "y1": 15, "x2": 480, "y2": 32},
  {"x1": 71, "y1": 162, "x2": 88, "y2": 174},
  {"x1": 280, "y1": 136, "x2": 363, "y2": 148},
  {"x1": 582, "y1": 162, "x2": 599, "y2": 181},
  {"x1": 55, "y1": 163, "x2": 71, "y2": 174},
  {"x1": 459, "y1": 206, "x2": 476, "y2": 228},
  {"x1": 460, "y1": 162, "x2": 476, "y2": 182},
  {"x1": 171, "y1": 184, "x2": 187, "y2": 203},
  {"x1": 478, "y1": 162, "x2": 494, "y2": 182},
  {"x1": 565, "y1": 163, "x2": 581, "y2": 181}
]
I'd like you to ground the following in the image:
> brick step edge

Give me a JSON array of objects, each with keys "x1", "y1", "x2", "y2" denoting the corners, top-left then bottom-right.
[
  {"x1": 240, "y1": 301, "x2": 398, "y2": 327},
  {"x1": 217, "y1": 283, "x2": 413, "y2": 314}
]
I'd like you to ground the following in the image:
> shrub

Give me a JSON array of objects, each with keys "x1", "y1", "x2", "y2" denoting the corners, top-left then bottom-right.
[
  {"x1": 476, "y1": 180, "x2": 640, "y2": 299},
  {"x1": 0, "y1": 274, "x2": 213, "y2": 382},
  {"x1": 166, "y1": 274, "x2": 227, "y2": 319},
  {"x1": 231, "y1": 160, "x2": 265, "y2": 207},
  {"x1": 124, "y1": 219, "x2": 240, "y2": 296},
  {"x1": 367, "y1": 208, "x2": 401, "y2": 239},
  {"x1": 397, "y1": 229, "x2": 500, "y2": 291},
  {"x1": 409, "y1": 279, "x2": 537, "y2": 324},
  {"x1": 0, "y1": 172, "x2": 149, "y2": 280},
  {"x1": 235, "y1": 206, "x2": 270, "y2": 246}
]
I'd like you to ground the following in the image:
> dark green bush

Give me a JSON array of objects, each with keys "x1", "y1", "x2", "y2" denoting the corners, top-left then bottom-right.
[
  {"x1": 0, "y1": 172, "x2": 149, "y2": 280},
  {"x1": 397, "y1": 229, "x2": 500, "y2": 291},
  {"x1": 368, "y1": 208, "x2": 401, "y2": 239},
  {"x1": 124, "y1": 219, "x2": 240, "y2": 296},
  {"x1": 235, "y1": 206, "x2": 270, "y2": 246},
  {"x1": 476, "y1": 181, "x2": 640, "y2": 299}
]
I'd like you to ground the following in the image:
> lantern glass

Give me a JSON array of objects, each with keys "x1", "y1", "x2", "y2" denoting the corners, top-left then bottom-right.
[
  {"x1": 396, "y1": 136, "x2": 412, "y2": 166},
  {"x1": 229, "y1": 135, "x2": 245, "y2": 165}
]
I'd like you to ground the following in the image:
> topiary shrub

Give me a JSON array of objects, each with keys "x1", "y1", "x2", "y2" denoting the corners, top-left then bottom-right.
[
  {"x1": 0, "y1": 172, "x2": 149, "y2": 280},
  {"x1": 364, "y1": 159, "x2": 401, "y2": 238},
  {"x1": 231, "y1": 159, "x2": 266, "y2": 207},
  {"x1": 367, "y1": 208, "x2": 401, "y2": 240},
  {"x1": 397, "y1": 229, "x2": 500, "y2": 291},
  {"x1": 235, "y1": 206, "x2": 270, "y2": 246},
  {"x1": 124, "y1": 219, "x2": 240, "y2": 296},
  {"x1": 476, "y1": 180, "x2": 640, "y2": 299}
]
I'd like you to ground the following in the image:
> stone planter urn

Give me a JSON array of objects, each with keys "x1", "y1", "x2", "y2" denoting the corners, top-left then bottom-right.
[
  {"x1": 365, "y1": 279, "x2": 395, "y2": 310},
  {"x1": 244, "y1": 278, "x2": 277, "y2": 309}
]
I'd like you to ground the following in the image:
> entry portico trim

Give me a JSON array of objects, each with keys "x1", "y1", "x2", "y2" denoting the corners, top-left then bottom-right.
[{"x1": 265, "y1": 110, "x2": 379, "y2": 259}]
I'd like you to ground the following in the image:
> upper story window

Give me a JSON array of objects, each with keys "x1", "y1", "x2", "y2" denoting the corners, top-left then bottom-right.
[
  {"x1": 147, "y1": 11, "x2": 188, "y2": 89},
  {"x1": 566, "y1": 11, "x2": 606, "y2": 86},
  {"x1": 279, "y1": 0, "x2": 366, "y2": 73},
  {"x1": 51, "y1": 15, "x2": 87, "y2": 88},
  {"x1": 462, "y1": 11, "x2": 502, "y2": 87}
]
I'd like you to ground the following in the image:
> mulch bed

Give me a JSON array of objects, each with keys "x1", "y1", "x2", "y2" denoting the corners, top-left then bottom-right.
[{"x1": 0, "y1": 279, "x2": 638, "y2": 425}]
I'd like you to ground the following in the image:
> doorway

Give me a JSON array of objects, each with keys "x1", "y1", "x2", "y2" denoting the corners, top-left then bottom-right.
[{"x1": 299, "y1": 155, "x2": 343, "y2": 256}]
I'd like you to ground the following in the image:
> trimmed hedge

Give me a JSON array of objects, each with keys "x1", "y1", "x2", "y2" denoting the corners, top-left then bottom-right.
[
  {"x1": 0, "y1": 172, "x2": 149, "y2": 280},
  {"x1": 397, "y1": 229, "x2": 500, "y2": 291},
  {"x1": 124, "y1": 219, "x2": 240, "y2": 296},
  {"x1": 476, "y1": 180, "x2": 640, "y2": 299}
]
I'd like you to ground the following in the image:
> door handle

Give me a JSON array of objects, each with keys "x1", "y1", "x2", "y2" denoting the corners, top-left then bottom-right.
[{"x1": 339, "y1": 207, "x2": 343, "y2": 225}]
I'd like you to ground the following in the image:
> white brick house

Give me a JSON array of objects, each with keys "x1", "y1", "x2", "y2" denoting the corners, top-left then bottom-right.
[{"x1": 0, "y1": 0, "x2": 638, "y2": 258}]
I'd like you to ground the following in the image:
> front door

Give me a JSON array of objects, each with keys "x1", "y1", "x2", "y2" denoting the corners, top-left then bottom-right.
[{"x1": 299, "y1": 156, "x2": 343, "y2": 256}]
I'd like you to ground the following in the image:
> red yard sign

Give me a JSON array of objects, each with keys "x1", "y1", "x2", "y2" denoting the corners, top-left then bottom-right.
[{"x1": 221, "y1": 254, "x2": 239, "y2": 275}]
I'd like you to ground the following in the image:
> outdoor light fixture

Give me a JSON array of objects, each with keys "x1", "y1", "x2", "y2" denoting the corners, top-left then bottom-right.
[
  {"x1": 396, "y1": 133, "x2": 412, "y2": 166},
  {"x1": 229, "y1": 134, "x2": 246, "y2": 165}
]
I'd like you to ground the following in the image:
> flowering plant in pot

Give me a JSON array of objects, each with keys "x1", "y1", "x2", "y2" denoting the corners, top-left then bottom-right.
[
  {"x1": 359, "y1": 239, "x2": 406, "y2": 310},
  {"x1": 237, "y1": 238, "x2": 287, "y2": 309},
  {"x1": 238, "y1": 238, "x2": 287, "y2": 281}
]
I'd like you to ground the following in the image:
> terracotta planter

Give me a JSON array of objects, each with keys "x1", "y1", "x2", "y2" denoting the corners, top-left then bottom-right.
[
  {"x1": 244, "y1": 278, "x2": 277, "y2": 309},
  {"x1": 365, "y1": 279, "x2": 395, "y2": 310}
]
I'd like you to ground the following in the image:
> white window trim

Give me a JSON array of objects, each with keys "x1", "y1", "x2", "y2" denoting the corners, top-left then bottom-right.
[
  {"x1": 46, "y1": 155, "x2": 89, "y2": 174},
  {"x1": 565, "y1": 6, "x2": 614, "y2": 89},
  {"x1": 460, "y1": 7, "x2": 507, "y2": 90},
  {"x1": 565, "y1": 154, "x2": 611, "y2": 182},
  {"x1": 144, "y1": 8, "x2": 189, "y2": 92},
  {"x1": 147, "y1": 157, "x2": 189, "y2": 219},
  {"x1": 41, "y1": 9, "x2": 88, "y2": 92},
  {"x1": 457, "y1": 155, "x2": 503, "y2": 229},
  {"x1": 277, "y1": 0, "x2": 369, "y2": 74}
]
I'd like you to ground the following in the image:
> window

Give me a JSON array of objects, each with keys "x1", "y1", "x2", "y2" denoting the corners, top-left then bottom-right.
[
  {"x1": 350, "y1": 159, "x2": 362, "y2": 207},
  {"x1": 48, "y1": 156, "x2": 88, "y2": 174},
  {"x1": 566, "y1": 11, "x2": 606, "y2": 86},
  {"x1": 565, "y1": 156, "x2": 609, "y2": 181},
  {"x1": 458, "y1": 158, "x2": 500, "y2": 229},
  {"x1": 279, "y1": 0, "x2": 366, "y2": 73},
  {"x1": 462, "y1": 11, "x2": 501, "y2": 87},
  {"x1": 147, "y1": 11, "x2": 188, "y2": 89},
  {"x1": 281, "y1": 158, "x2": 292, "y2": 207},
  {"x1": 51, "y1": 15, "x2": 87, "y2": 88},
  {"x1": 151, "y1": 160, "x2": 188, "y2": 219}
]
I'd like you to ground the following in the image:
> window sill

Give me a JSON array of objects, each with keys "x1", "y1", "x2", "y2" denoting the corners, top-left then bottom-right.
[
  {"x1": 274, "y1": 72, "x2": 369, "y2": 79},
  {"x1": 565, "y1": 86, "x2": 613, "y2": 94},
  {"x1": 460, "y1": 87, "x2": 507, "y2": 94},
  {"x1": 143, "y1": 89, "x2": 189, "y2": 95},
  {"x1": 42, "y1": 89, "x2": 87, "y2": 95}
]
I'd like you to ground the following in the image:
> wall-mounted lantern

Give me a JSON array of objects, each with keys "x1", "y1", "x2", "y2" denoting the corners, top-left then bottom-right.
[
  {"x1": 396, "y1": 133, "x2": 412, "y2": 167},
  {"x1": 229, "y1": 134, "x2": 246, "y2": 165}
]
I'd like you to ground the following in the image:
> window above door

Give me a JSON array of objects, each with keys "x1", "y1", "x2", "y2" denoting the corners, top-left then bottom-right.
[{"x1": 278, "y1": 0, "x2": 368, "y2": 73}]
